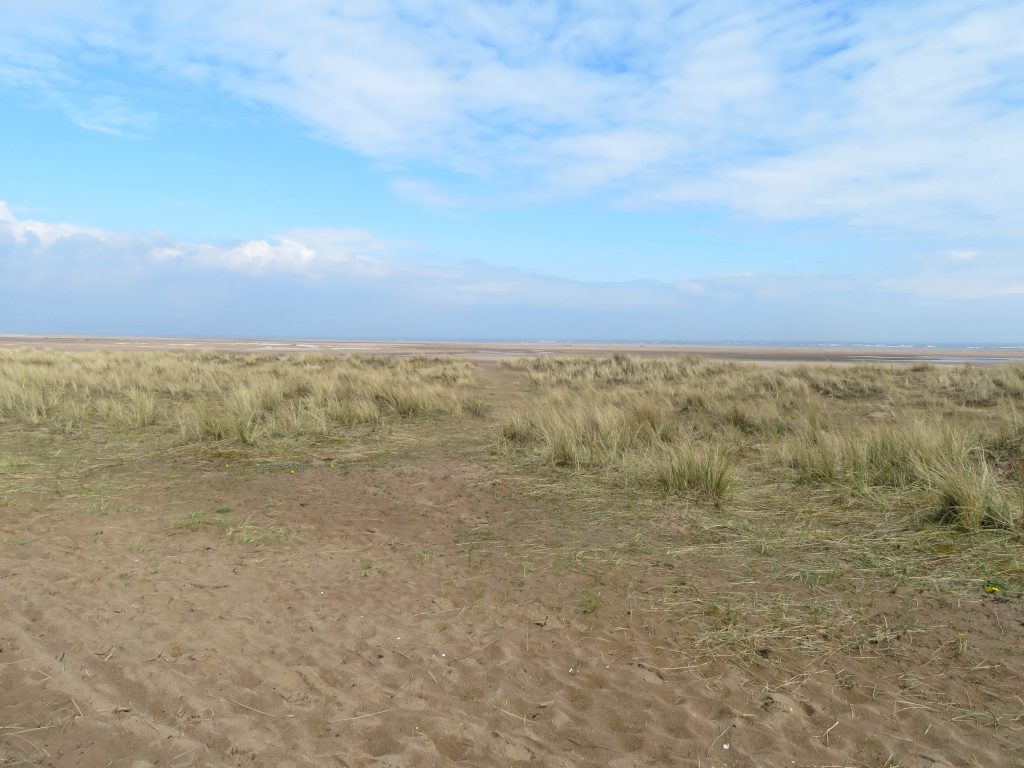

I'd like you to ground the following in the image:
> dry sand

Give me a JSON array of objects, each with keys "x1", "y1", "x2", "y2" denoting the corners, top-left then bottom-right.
[
  {"x1": 3, "y1": 456, "x2": 1021, "y2": 766},
  {"x1": 2, "y1": 334, "x2": 1023, "y2": 366}
]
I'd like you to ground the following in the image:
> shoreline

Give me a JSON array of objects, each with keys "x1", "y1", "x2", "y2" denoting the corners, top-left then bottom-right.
[{"x1": 2, "y1": 333, "x2": 1023, "y2": 365}]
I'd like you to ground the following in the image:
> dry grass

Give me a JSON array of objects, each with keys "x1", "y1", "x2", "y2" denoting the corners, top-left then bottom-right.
[
  {"x1": 654, "y1": 444, "x2": 734, "y2": 504},
  {"x1": 174, "y1": 509, "x2": 291, "y2": 544},
  {"x1": 503, "y1": 352, "x2": 1024, "y2": 406},
  {"x1": 926, "y1": 455, "x2": 1019, "y2": 530},
  {"x1": 476, "y1": 356, "x2": 1024, "y2": 686},
  {"x1": 498, "y1": 356, "x2": 1024, "y2": 529},
  {"x1": 495, "y1": 389, "x2": 676, "y2": 467},
  {"x1": 0, "y1": 349, "x2": 478, "y2": 447}
]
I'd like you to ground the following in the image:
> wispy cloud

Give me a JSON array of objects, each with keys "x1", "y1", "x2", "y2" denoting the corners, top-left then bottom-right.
[
  {"x1": 0, "y1": 202, "x2": 388, "y2": 275},
  {"x1": 950, "y1": 250, "x2": 979, "y2": 261},
  {"x1": 153, "y1": 228, "x2": 393, "y2": 275},
  {"x1": 0, "y1": 201, "x2": 119, "y2": 247},
  {"x1": 881, "y1": 250, "x2": 1024, "y2": 300},
  {"x1": 0, "y1": 202, "x2": 666, "y2": 306},
  {"x1": 391, "y1": 178, "x2": 468, "y2": 213},
  {"x1": 3, "y1": 203, "x2": 1023, "y2": 342},
  {"x1": 2, "y1": 2, "x2": 1023, "y2": 244},
  {"x1": 5, "y1": 201, "x2": 1024, "y2": 307},
  {"x1": 61, "y1": 93, "x2": 156, "y2": 136}
]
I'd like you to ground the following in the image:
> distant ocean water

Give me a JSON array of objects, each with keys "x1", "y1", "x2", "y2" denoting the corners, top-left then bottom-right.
[
  {"x1": 519, "y1": 341, "x2": 1024, "y2": 364},
  {"x1": 528, "y1": 341, "x2": 1024, "y2": 350}
]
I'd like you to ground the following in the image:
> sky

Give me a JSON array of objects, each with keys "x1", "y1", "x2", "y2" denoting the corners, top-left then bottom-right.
[{"x1": 1, "y1": 1, "x2": 1023, "y2": 344}]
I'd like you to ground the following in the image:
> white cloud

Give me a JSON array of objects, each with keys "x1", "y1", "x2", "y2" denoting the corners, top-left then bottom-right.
[
  {"x1": 2, "y1": 1, "x2": 1023, "y2": 245},
  {"x1": 153, "y1": 238, "x2": 318, "y2": 273},
  {"x1": 7, "y1": 202, "x2": 1023, "y2": 303},
  {"x1": 156, "y1": 227, "x2": 395, "y2": 275},
  {"x1": 4, "y1": 202, "x2": 1024, "y2": 336},
  {"x1": 0, "y1": 202, "x2": 675, "y2": 308},
  {"x1": 0, "y1": 201, "x2": 120, "y2": 248},
  {"x1": 0, "y1": 202, "x2": 387, "y2": 275},
  {"x1": 62, "y1": 93, "x2": 156, "y2": 136}
]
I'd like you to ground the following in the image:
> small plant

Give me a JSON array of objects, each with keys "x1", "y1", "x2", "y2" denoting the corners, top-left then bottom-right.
[
  {"x1": 984, "y1": 578, "x2": 1008, "y2": 594},
  {"x1": 175, "y1": 511, "x2": 209, "y2": 531},
  {"x1": 952, "y1": 632, "x2": 968, "y2": 657},
  {"x1": 496, "y1": 413, "x2": 537, "y2": 446},
  {"x1": 578, "y1": 590, "x2": 602, "y2": 615},
  {"x1": 461, "y1": 396, "x2": 488, "y2": 417},
  {"x1": 127, "y1": 538, "x2": 146, "y2": 554}
]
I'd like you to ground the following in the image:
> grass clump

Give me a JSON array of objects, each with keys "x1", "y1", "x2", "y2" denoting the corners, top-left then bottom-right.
[
  {"x1": 498, "y1": 391, "x2": 675, "y2": 469},
  {"x1": 786, "y1": 423, "x2": 974, "y2": 490},
  {"x1": 496, "y1": 387, "x2": 737, "y2": 505},
  {"x1": 925, "y1": 456, "x2": 1020, "y2": 531},
  {"x1": 501, "y1": 356, "x2": 1024, "y2": 531},
  {"x1": 174, "y1": 510, "x2": 290, "y2": 544},
  {"x1": 655, "y1": 444, "x2": 734, "y2": 505}
]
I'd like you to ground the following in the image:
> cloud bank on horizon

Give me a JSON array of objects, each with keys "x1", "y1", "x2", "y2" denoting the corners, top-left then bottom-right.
[
  {"x1": 1, "y1": 1, "x2": 1023, "y2": 341},
  {"x1": 4, "y1": 200, "x2": 1024, "y2": 343}
]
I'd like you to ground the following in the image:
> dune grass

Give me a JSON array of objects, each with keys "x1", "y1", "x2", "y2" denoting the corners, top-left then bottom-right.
[
  {"x1": 0, "y1": 349, "x2": 479, "y2": 447},
  {"x1": 654, "y1": 443, "x2": 734, "y2": 504},
  {"x1": 497, "y1": 356, "x2": 1024, "y2": 529},
  {"x1": 4, "y1": 349, "x2": 1019, "y2": 531}
]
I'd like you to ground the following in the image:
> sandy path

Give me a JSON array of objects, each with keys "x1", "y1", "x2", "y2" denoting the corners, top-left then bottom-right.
[{"x1": 2, "y1": 460, "x2": 1021, "y2": 766}]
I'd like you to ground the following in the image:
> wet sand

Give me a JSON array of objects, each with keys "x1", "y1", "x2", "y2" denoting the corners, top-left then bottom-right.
[{"x1": 2, "y1": 334, "x2": 1022, "y2": 365}]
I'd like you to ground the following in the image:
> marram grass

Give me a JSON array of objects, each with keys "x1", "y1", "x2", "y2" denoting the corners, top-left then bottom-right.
[
  {"x1": 0, "y1": 348, "x2": 477, "y2": 445},
  {"x1": 499, "y1": 355, "x2": 1024, "y2": 525}
]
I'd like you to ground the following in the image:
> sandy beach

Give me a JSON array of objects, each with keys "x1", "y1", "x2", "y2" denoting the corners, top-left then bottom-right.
[{"x1": 2, "y1": 334, "x2": 1022, "y2": 365}]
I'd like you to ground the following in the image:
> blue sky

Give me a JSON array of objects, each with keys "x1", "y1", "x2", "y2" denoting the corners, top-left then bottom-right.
[{"x1": 1, "y1": 1, "x2": 1023, "y2": 343}]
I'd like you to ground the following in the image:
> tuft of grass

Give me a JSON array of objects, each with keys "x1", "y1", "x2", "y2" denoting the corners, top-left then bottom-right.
[
  {"x1": 496, "y1": 412, "x2": 537, "y2": 448},
  {"x1": 786, "y1": 423, "x2": 974, "y2": 491},
  {"x1": 988, "y1": 407, "x2": 1024, "y2": 465},
  {"x1": 496, "y1": 390, "x2": 675, "y2": 469},
  {"x1": 655, "y1": 444, "x2": 734, "y2": 505},
  {"x1": 578, "y1": 589, "x2": 602, "y2": 615},
  {"x1": 174, "y1": 510, "x2": 290, "y2": 544},
  {"x1": 2, "y1": 535, "x2": 35, "y2": 546},
  {"x1": 175, "y1": 510, "x2": 209, "y2": 531},
  {"x1": 925, "y1": 456, "x2": 1019, "y2": 531}
]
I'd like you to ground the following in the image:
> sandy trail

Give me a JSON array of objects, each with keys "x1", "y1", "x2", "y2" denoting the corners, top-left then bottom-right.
[{"x1": 2, "y1": 455, "x2": 1021, "y2": 767}]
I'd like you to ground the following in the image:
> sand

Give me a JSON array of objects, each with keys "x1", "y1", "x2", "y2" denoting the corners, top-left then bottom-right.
[
  {"x1": 3, "y1": 455, "x2": 1021, "y2": 767},
  {"x1": 2, "y1": 334, "x2": 1023, "y2": 366}
]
